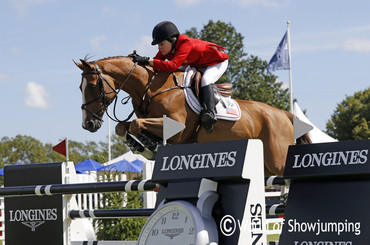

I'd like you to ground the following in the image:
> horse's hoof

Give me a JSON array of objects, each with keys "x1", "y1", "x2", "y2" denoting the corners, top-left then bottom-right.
[
  {"x1": 138, "y1": 132, "x2": 158, "y2": 151},
  {"x1": 124, "y1": 133, "x2": 144, "y2": 152}
]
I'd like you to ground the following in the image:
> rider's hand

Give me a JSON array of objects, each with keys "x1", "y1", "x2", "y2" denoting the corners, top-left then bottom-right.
[
  {"x1": 128, "y1": 50, "x2": 138, "y2": 58},
  {"x1": 133, "y1": 55, "x2": 150, "y2": 66}
]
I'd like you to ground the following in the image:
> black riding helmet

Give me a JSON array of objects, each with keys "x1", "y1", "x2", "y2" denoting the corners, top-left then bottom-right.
[{"x1": 151, "y1": 21, "x2": 180, "y2": 45}]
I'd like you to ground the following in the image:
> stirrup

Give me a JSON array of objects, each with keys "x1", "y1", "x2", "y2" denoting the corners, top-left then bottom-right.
[{"x1": 202, "y1": 111, "x2": 217, "y2": 134}]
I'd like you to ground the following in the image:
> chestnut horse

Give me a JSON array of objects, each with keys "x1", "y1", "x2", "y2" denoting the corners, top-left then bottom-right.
[{"x1": 74, "y1": 56, "x2": 310, "y2": 176}]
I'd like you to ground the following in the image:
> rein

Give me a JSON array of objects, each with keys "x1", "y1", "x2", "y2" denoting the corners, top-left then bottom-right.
[{"x1": 139, "y1": 72, "x2": 190, "y2": 118}]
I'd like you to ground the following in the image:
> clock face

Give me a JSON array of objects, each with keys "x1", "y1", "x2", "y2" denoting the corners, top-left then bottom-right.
[{"x1": 138, "y1": 202, "x2": 197, "y2": 245}]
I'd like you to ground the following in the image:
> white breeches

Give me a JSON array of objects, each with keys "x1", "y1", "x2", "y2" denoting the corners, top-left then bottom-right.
[{"x1": 201, "y1": 59, "x2": 228, "y2": 87}]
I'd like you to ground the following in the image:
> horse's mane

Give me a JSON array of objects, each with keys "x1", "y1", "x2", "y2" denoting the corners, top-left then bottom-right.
[
  {"x1": 82, "y1": 55, "x2": 184, "y2": 75},
  {"x1": 82, "y1": 55, "x2": 132, "y2": 62},
  {"x1": 83, "y1": 55, "x2": 158, "y2": 74},
  {"x1": 98, "y1": 56, "x2": 130, "y2": 61}
]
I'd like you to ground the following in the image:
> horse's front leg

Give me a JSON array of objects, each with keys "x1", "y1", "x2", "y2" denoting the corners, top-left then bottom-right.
[
  {"x1": 129, "y1": 118, "x2": 164, "y2": 139},
  {"x1": 115, "y1": 121, "x2": 146, "y2": 155},
  {"x1": 115, "y1": 121, "x2": 131, "y2": 137},
  {"x1": 115, "y1": 118, "x2": 164, "y2": 160}
]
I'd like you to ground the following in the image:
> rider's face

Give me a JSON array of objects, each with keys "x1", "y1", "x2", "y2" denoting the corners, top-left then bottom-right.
[{"x1": 158, "y1": 40, "x2": 172, "y2": 56}]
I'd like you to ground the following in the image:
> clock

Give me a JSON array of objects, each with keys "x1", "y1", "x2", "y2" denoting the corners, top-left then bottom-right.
[{"x1": 137, "y1": 191, "x2": 218, "y2": 245}]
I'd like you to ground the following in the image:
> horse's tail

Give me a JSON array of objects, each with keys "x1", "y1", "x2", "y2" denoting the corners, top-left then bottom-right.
[{"x1": 283, "y1": 110, "x2": 312, "y2": 145}]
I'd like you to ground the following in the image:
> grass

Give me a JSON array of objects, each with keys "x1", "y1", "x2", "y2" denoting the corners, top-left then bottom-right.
[{"x1": 266, "y1": 221, "x2": 281, "y2": 242}]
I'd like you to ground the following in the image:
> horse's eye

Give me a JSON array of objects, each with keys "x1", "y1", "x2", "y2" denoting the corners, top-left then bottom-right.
[{"x1": 88, "y1": 82, "x2": 97, "y2": 89}]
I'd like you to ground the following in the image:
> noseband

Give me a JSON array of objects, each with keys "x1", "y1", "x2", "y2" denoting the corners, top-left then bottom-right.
[{"x1": 81, "y1": 61, "x2": 137, "y2": 123}]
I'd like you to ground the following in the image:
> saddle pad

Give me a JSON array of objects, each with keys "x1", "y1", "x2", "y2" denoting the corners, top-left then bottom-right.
[{"x1": 183, "y1": 67, "x2": 241, "y2": 121}]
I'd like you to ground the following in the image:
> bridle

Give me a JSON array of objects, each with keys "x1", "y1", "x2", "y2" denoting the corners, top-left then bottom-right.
[
  {"x1": 81, "y1": 61, "x2": 137, "y2": 123},
  {"x1": 81, "y1": 59, "x2": 188, "y2": 124}
]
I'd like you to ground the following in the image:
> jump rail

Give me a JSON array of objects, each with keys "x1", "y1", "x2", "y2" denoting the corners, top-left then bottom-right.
[
  {"x1": 265, "y1": 176, "x2": 290, "y2": 187},
  {"x1": 69, "y1": 208, "x2": 155, "y2": 219},
  {"x1": 0, "y1": 179, "x2": 158, "y2": 197},
  {"x1": 266, "y1": 203, "x2": 285, "y2": 216}
]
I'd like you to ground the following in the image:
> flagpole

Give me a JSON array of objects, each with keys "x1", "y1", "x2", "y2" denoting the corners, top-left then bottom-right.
[
  {"x1": 287, "y1": 20, "x2": 293, "y2": 114},
  {"x1": 66, "y1": 137, "x2": 69, "y2": 162},
  {"x1": 108, "y1": 105, "x2": 112, "y2": 161}
]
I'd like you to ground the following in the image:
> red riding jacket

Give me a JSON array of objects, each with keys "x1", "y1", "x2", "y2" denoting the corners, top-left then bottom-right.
[{"x1": 152, "y1": 34, "x2": 228, "y2": 72}]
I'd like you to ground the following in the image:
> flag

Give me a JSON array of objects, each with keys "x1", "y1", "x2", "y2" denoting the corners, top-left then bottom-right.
[
  {"x1": 267, "y1": 30, "x2": 290, "y2": 73},
  {"x1": 163, "y1": 115, "x2": 185, "y2": 145},
  {"x1": 53, "y1": 139, "x2": 67, "y2": 157}
]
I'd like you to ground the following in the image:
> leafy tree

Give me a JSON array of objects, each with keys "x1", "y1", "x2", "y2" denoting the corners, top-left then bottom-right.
[
  {"x1": 233, "y1": 56, "x2": 290, "y2": 110},
  {"x1": 0, "y1": 134, "x2": 128, "y2": 167},
  {"x1": 0, "y1": 135, "x2": 49, "y2": 166},
  {"x1": 185, "y1": 20, "x2": 290, "y2": 110},
  {"x1": 326, "y1": 87, "x2": 370, "y2": 140}
]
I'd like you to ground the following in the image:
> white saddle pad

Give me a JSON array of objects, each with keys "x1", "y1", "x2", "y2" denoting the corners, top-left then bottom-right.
[{"x1": 182, "y1": 67, "x2": 241, "y2": 121}]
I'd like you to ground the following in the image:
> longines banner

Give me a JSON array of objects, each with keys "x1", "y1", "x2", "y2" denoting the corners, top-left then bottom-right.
[
  {"x1": 5, "y1": 163, "x2": 64, "y2": 245},
  {"x1": 152, "y1": 140, "x2": 249, "y2": 183},
  {"x1": 284, "y1": 139, "x2": 370, "y2": 179},
  {"x1": 280, "y1": 140, "x2": 370, "y2": 243}
]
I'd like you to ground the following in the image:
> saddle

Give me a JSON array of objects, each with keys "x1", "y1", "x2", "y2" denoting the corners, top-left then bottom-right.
[
  {"x1": 191, "y1": 70, "x2": 233, "y2": 104},
  {"x1": 183, "y1": 67, "x2": 241, "y2": 121}
]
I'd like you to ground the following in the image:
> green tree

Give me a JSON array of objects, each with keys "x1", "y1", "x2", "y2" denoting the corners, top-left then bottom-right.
[
  {"x1": 326, "y1": 87, "x2": 370, "y2": 140},
  {"x1": 185, "y1": 20, "x2": 290, "y2": 110},
  {"x1": 0, "y1": 135, "x2": 49, "y2": 166},
  {"x1": 0, "y1": 135, "x2": 129, "y2": 167}
]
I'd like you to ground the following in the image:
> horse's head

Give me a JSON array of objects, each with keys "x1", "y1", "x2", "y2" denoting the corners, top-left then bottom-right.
[{"x1": 74, "y1": 59, "x2": 117, "y2": 132}]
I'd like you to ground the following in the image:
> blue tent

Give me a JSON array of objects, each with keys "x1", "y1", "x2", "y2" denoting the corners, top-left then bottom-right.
[
  {"x1": 131, "y1": 159, "x2": 144, "y2": 168},
  {"x1": 98, "y1": 160, "x2": 142, "y2": 173},
  {"x1": 75, "y1": 159, "x2": 103, "y2": 173}
]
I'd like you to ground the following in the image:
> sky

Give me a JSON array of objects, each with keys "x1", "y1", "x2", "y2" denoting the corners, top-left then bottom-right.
[{"x1": 1, "y1": 0, "x2": 369, "y2": 147}]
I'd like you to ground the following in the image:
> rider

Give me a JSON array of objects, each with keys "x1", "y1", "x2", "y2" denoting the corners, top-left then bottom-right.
[{"x1": 133, "y1": 21, "x2": 229, "y2": 133}]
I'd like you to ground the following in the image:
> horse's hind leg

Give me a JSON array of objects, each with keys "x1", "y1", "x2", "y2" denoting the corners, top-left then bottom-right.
[
  {"x1": 261, "y1": 117, "x2": 293, "y2": 176},
  {"x1": 263, "y1": 141, "x2": 288, "y2": 176}
]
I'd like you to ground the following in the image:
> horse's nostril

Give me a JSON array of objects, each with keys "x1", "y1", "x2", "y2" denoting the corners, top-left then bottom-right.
[{"x1": 86, "y1": 120, "x2": 94, "y2": 129}]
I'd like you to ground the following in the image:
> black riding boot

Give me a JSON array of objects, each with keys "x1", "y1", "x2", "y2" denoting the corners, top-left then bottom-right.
[{"x1": 200, "y1": 84, "x2": 217, "y2": 134}]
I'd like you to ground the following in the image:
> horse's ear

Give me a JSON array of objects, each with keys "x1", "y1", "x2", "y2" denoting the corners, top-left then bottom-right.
[
  {"x1": 79, "y1": 59, "x2": 94, "y2": 70},
  {"x1": 73, "y1": 59, "x2": 84, "y2": 70}
]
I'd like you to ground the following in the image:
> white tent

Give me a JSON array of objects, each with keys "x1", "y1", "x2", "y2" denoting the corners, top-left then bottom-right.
[
  {"x1": 103, "y1": 150, "x2": 150, "y2": 166},
  {"x1": 293, "y1": 102, "x2": 337, "y2": 143}
]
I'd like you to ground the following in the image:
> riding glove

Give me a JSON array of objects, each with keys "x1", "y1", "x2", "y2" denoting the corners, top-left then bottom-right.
[{"x1": 133, "y1": 55, "x2": 150, "y2": 66}]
